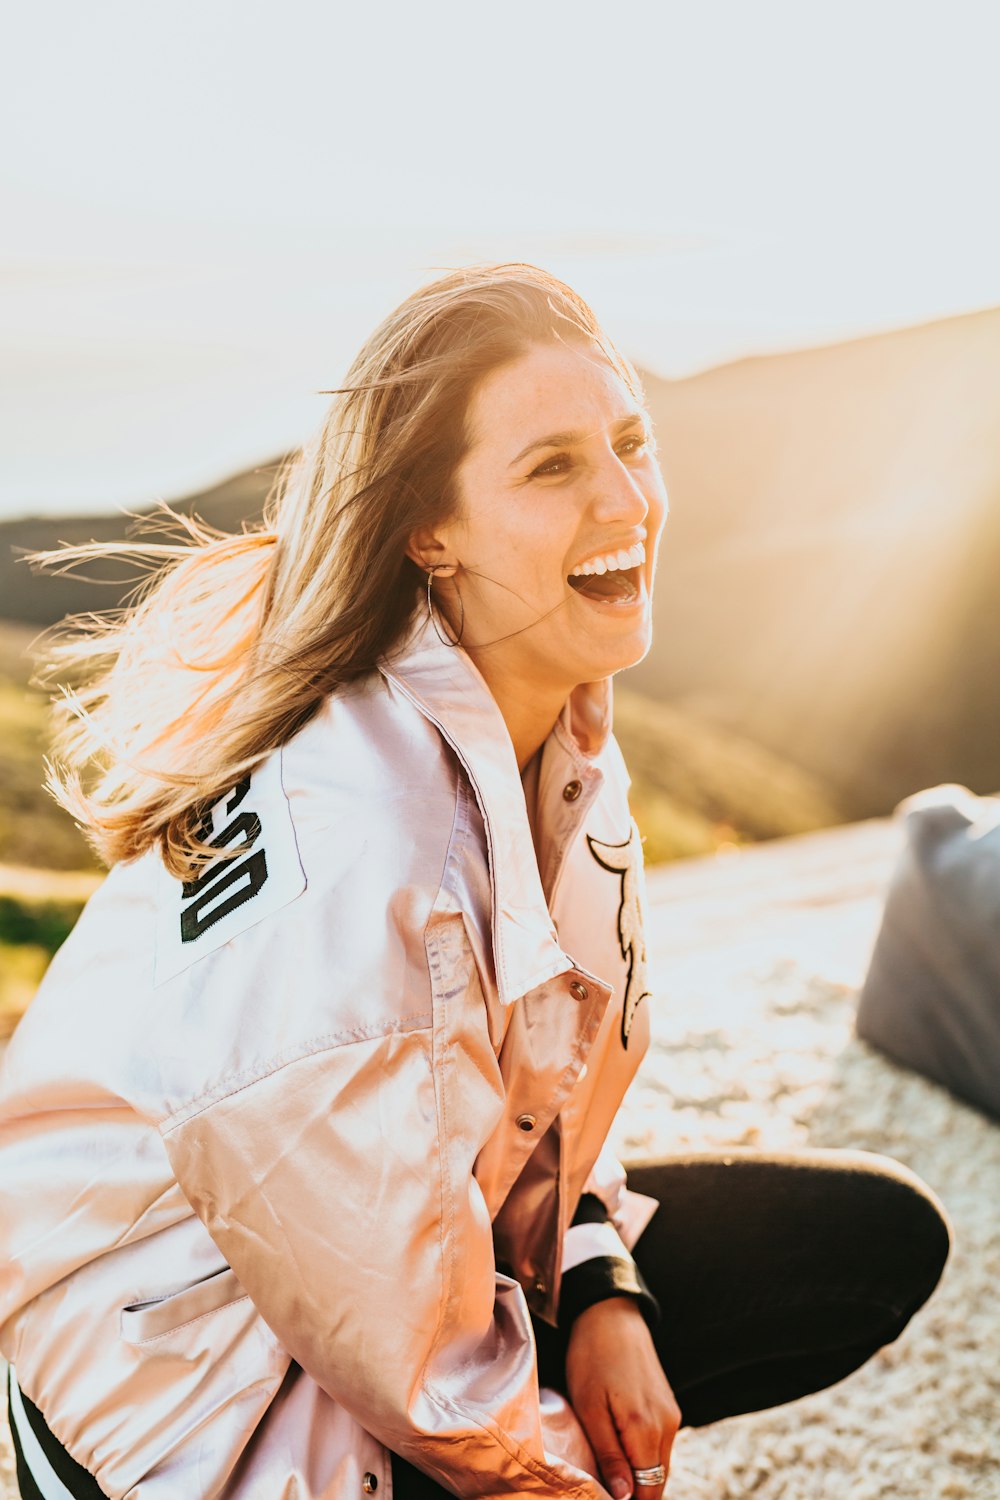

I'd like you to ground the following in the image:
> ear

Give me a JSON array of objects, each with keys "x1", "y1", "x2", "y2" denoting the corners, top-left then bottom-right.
[{"x1": 406, "y1": 527, "x2": 458, "y2": 578}]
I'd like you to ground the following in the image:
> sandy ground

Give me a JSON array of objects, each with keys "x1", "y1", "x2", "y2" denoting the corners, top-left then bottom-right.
[
  {"x1": 2, "y1": 817, "x2": 998, "y2": 1497},
  {"x1": 611, "y1": 819, "x2": 1000, "y2": 1500}
]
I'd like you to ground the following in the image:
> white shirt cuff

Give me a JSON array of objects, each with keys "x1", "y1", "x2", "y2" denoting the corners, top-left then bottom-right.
[{"x1": 561, "y1": 1221, "x2": 632, "y2": 1274}]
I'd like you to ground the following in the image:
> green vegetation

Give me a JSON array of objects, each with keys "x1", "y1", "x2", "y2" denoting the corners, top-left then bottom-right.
[
  {"x1": 0, "y1": 619, "x2": 98, "y2": 1036},
  {"x1": 0, "y1": 940, "x2": 51, "y2": 1040},
  {"x1": 614, "y1": 685, "x2": 846, "y2": 864},
  {"x1": 0, "y1": 892, "x2": 85, "y2": 952},
  {"x1": 0, "y1": 877, "x2": 98, "y2": 1040},
  {"x1": 0, "y1": 620, "x2": 101, "y2": 871}
]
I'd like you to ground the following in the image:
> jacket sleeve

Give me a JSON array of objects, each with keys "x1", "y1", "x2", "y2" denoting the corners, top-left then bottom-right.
[
  {"x1": 560, "y1": 1194, "x2": 659, "y2": 1332},
  {"x1": 159, "y1": 908, "x2": 604, "y2": 1499},
  {"x1": 559, "y1": 1145, "x2": 660, "y2": 1332}
]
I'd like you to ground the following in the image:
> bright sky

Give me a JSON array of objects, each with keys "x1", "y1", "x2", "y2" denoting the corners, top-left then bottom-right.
[{"x1": 3, "y1": 0, "x2": 1000, "y2": 516}]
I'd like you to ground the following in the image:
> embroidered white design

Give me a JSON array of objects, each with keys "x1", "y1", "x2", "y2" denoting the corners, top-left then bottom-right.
[{"x1": 586, "y1": 827, "x2": 651, "y2": 1048}]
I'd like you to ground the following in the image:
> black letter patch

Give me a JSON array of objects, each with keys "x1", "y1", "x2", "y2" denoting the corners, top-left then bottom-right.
[{"x1": 154, "y1": 751, "x2": 305, "y2": 985}]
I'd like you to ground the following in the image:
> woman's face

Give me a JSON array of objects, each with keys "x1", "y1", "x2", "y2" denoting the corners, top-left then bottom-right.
[{"x1": 429, "y1": 339, "x2": 668, "y2": 696}]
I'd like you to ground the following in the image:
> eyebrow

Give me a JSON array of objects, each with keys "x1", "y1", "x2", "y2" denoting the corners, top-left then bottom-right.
[{"x1": 508, "y1": 413, "x2": 649, "y2": 468}]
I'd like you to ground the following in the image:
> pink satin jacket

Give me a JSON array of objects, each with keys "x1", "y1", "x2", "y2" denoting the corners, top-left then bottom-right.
[{"x1": 0, "y1": 608, "x2": 656, "y2": 1498}]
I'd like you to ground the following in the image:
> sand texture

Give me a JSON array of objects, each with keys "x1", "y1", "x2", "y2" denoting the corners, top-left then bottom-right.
[
  {"x1": 614, "y1": 819, "x2": 1000, "y2": 1499},
  {"x1": 2, "y1": 817, "x2": 998, "y2": 1497}
]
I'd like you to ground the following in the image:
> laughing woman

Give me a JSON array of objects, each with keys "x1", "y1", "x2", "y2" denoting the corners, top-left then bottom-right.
[{"x1": 0, "y1": 265, "x2": 949, "y2": 1500}]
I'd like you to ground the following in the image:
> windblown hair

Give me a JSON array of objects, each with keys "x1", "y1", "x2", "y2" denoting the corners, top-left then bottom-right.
[{"x1": 35, "y1": 263, "x2": 640, "y2": 877}]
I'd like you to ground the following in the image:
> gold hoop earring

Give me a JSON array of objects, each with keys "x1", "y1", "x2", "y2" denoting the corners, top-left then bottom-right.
[{"x1": 426, "y1": 566, "x2": 465, "y2": 648}]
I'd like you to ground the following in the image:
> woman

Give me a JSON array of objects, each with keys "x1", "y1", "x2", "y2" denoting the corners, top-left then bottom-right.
[{"x1": 0, "y1": 264, "x2": 949, "y2": 1500}]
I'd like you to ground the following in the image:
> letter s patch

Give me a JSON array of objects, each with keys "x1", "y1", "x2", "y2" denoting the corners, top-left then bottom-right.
[{"x1": 154, "y1": 751, "x2": 305, "y2": 985}]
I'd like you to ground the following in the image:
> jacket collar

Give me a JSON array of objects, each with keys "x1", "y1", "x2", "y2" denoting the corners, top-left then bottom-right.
[{"x1": 379, "y1": 603, "x2": 612, "y2": 1004}]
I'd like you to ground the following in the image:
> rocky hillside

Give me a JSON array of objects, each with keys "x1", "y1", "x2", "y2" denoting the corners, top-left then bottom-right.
[
  {"x1": 636, "y1": 307, "x2": 1000, "y2": 815},
  {"x1": 4, "y1": 308, "x2": 999, "y2": 821}
]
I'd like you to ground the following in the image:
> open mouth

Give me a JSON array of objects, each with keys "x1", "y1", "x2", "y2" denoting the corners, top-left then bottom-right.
[
  {"x1": 567, "y1": 539, "x2": 646, "y2": 605},
  {"x1": 567, "y1": 563, "x2": 642, "y2": 604}
]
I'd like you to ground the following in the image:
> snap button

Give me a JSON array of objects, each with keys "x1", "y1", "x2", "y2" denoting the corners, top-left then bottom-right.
[
  {"x1": 562, "y1": 779, "x2": 583, "y2": 802},
  {"x1": 362, "y1": 1474, "x2": 378, "y2": 1494},
  {"x1": 569, "y1": 980, "x2": 589, "y2": 1001},
  {"x1": 516, "y1": 1113, "x2": 537, "y2": 1132}
]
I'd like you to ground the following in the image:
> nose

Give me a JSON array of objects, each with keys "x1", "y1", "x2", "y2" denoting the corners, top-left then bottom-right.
[{"x1": 590, "y1": 446, "x2": 653, "y2": 528}]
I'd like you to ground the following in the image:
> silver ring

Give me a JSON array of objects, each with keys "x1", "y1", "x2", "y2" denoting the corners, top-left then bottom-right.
[{"x1": 633, "y1": 1464, "x2": 667, "y2": 1486}]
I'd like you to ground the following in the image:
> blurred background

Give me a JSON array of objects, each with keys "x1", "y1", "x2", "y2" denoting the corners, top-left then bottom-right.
[{"x1": 2, "y1": 0, "x2": 1000, "y2": 1029}]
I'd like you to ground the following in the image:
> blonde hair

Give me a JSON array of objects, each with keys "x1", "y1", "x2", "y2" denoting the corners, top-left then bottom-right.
[{"x1": 35, "y1": 263, "x2": 640, "y2": 877}]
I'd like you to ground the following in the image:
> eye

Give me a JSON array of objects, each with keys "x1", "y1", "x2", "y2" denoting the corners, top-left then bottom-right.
[
  {"x1": 617, "y1": 432, "x2": 652, "y2": 459},
  {"x1": 528, "y1": 453, "x2": 571, "y2": 479}
]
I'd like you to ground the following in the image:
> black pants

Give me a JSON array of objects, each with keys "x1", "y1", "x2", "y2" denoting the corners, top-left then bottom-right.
[
  {"x1": 10, "y1": 1150, "x2": 950, "y2": 1500},
  {"x1": 392, "y1": 1148, "x2": 951, "y2": 1497}
]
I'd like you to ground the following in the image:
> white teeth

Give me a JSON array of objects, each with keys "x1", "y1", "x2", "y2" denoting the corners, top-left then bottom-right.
[{"x1": 569, "y1": 541, "x2": 646, "y2": 577}]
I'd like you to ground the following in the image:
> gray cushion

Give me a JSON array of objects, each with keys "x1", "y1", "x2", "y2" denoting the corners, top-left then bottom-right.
[{"x1": 857, "y1": 783, "x2": 1000, "y2": 1121}]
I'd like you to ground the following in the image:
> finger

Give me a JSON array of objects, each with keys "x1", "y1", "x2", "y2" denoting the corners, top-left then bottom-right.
[
  {"x1": 659, "y1": 1404, "x2": 680, "y2": 1477},
  {"x1": 585, "y1": 1392, "x2": 635, "y2": 1500},
  {"x1": 656, "y1": 1390, "x2": 682, "y2": 1479},
  {"x1": 627, "y1": 1452, "x2": 667, "y2": 1500},
  {"x1": 630, "y1": 1443, "x2": 673, "y2": 1500},
  {"x1": 631, "y1": 1475, "x2": 666, "y2": 1500},
  {"x1": 614, "y1": 1416, "x2": 668, "y2": 1500},
  {"x1": 617, "y1": 1400, "x2": 677, "y2": 1500}
]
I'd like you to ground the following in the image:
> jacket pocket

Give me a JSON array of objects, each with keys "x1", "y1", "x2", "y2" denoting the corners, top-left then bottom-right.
[{"x1": 120, "y1": 1264, "x2": 247, "y2": 1344}]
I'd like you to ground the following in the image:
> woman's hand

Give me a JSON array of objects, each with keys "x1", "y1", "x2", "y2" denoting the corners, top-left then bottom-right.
[{"x1": 565, "y1": 1296, "x2": 681, "y2": 1500}]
